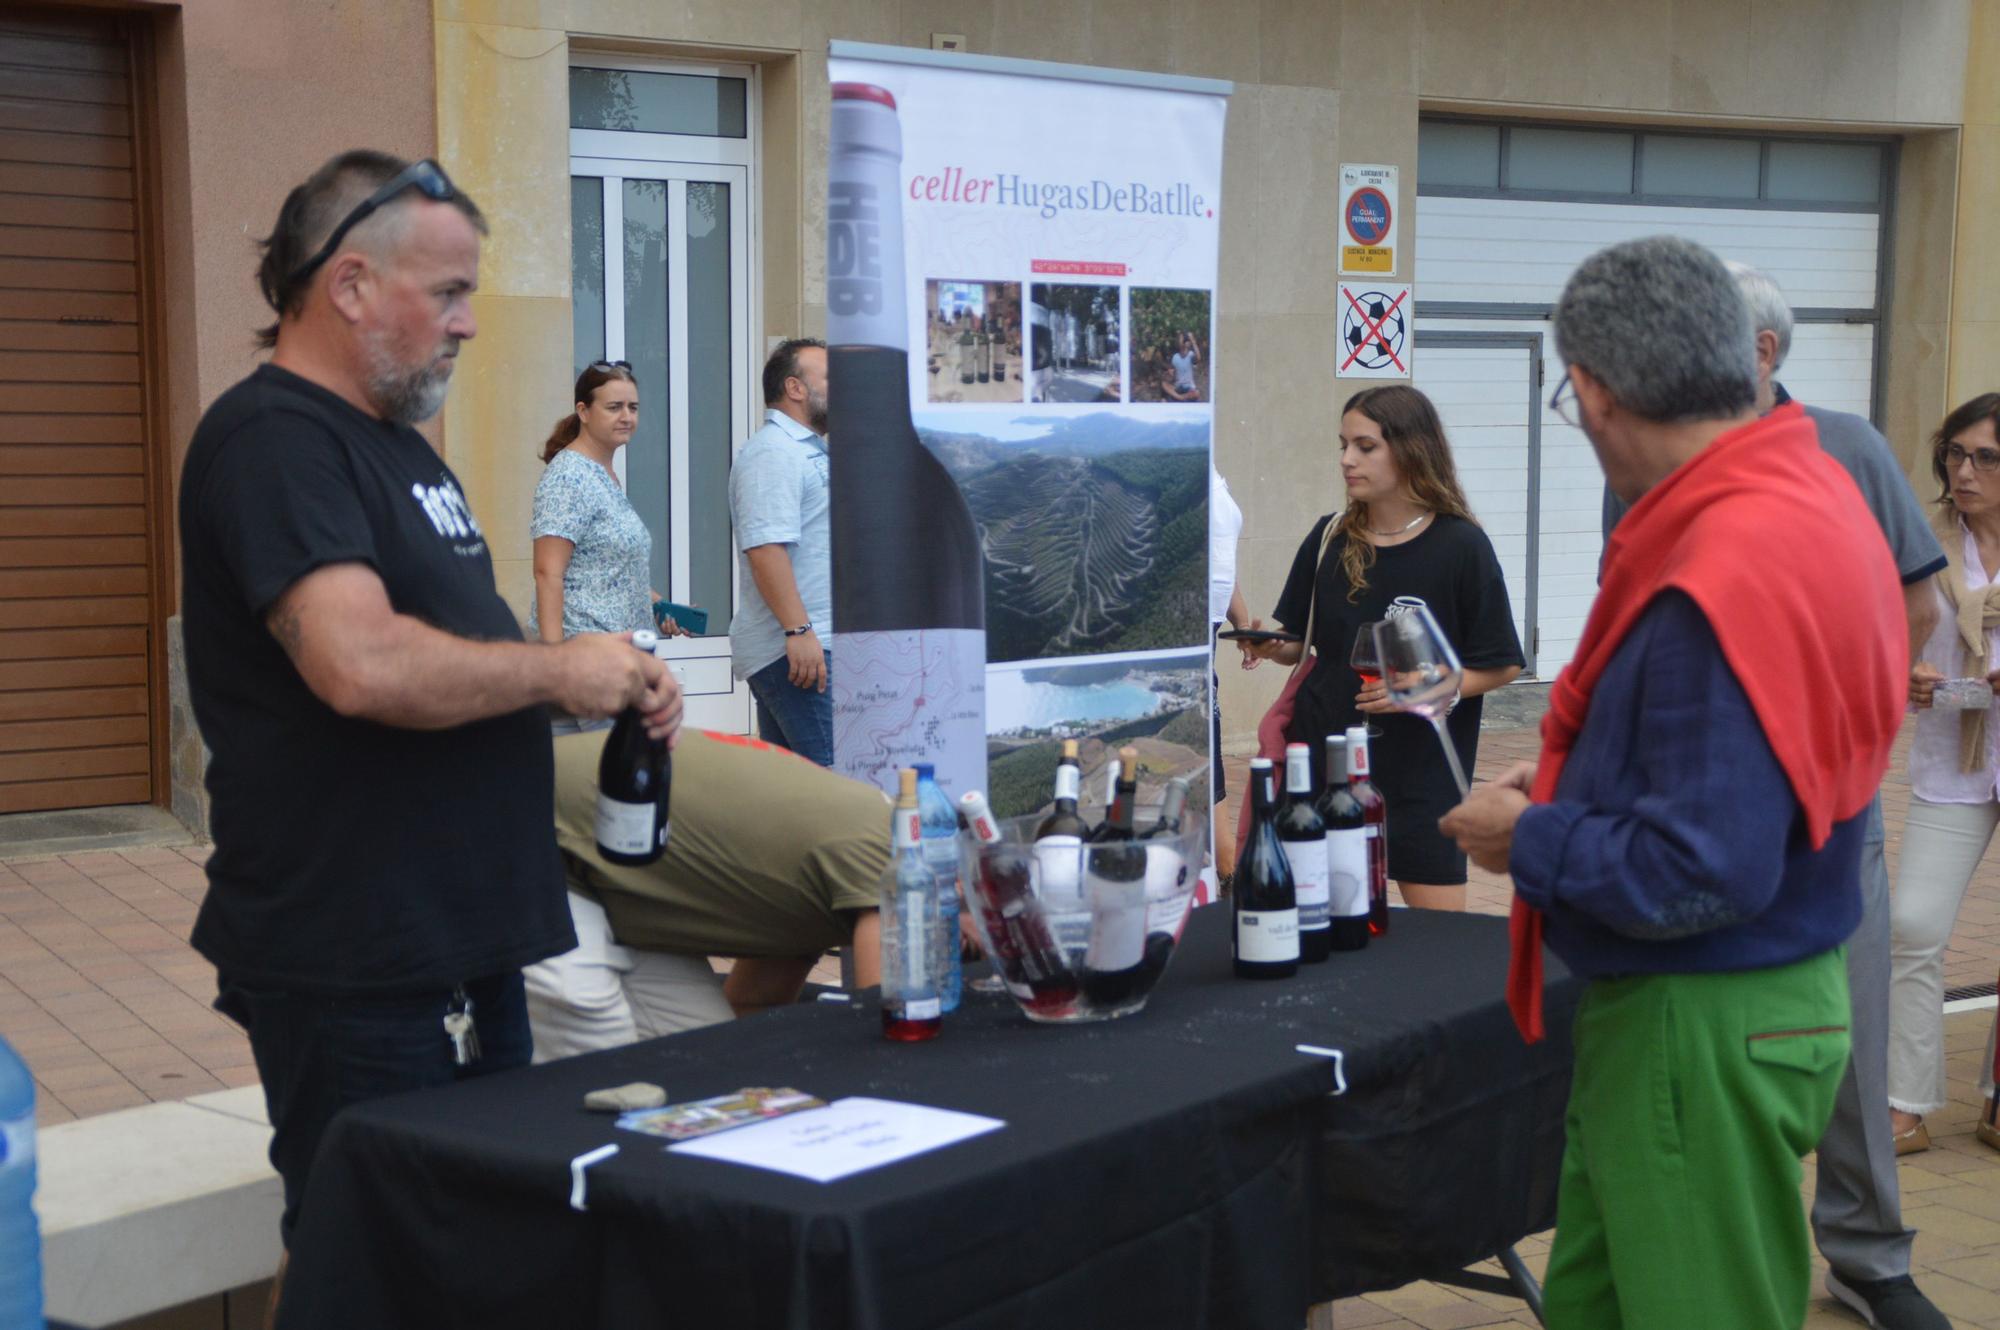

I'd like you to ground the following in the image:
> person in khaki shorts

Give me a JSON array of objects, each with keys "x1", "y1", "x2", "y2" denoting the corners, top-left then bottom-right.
[{"x1": 525, "y1": 728, "x2": 887, "y2": 1059}]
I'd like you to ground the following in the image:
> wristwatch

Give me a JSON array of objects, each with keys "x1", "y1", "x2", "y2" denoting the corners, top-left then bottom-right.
[{"x1": 784, "y1": 622, "x2": 814, "y2": 637}]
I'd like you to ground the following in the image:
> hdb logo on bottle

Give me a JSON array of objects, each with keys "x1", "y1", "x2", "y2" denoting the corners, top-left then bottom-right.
[{"x1": 828, "y1": 182, "x2": 882, "y2": 315}]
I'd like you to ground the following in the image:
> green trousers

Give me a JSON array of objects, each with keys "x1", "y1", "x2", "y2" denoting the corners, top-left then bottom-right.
[{"x1": 1543, "y1": 948, "x2": 1851, "y2": 1330}]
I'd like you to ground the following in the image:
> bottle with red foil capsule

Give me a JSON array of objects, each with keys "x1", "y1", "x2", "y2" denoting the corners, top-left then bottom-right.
[
  {"x1": 827, "y1": 82, "x2": 986, "y2": 796},
  {"x1": 959, "y1": 789, "x2": 1076, "y2": 1015},
  {"x1": 882, "y1": 769, "x2": 943, "y2": 1042},
  {"x1": 1345, "y1": 725, "x2": 1390, "y2": 934}
]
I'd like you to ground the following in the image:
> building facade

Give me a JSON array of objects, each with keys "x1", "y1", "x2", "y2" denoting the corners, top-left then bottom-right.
[{"x1": 1, "y1": 0, "x2": 1993, "y2": 826}]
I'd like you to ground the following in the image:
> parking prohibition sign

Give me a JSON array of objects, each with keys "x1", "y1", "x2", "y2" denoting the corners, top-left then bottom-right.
[{"x1": 1338, "y1": 163, "x2": 1398, "y2": 276}]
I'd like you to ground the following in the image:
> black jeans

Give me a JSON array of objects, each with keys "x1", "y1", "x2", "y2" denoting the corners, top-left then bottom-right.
[{"x1": 215, "y1": 970, "x2": 531, "y2": 1247}]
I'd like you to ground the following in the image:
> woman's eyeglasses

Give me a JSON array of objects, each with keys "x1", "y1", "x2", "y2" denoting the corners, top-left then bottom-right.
[
  {"x1": 590, "y1": 360, "x2": 633, "y2": 372},
  {"x1": 1941, "y1": 442, "x2": 2000, "y2": 474},
  {"x1": 286, "y1": 158, "x2": 461, "y2": 287}
]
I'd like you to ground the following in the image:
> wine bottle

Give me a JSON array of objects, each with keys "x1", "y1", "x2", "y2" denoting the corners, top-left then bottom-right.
[
  {"x1": 827, "y1": 83, "x2": 986, "y2": 797},
  {"x1": 976, "y1": 318, "x2": 992, "y2": 384},
  {"x1": 882, "y1": 769, "x2": 943, "y2": 1041},
  {"x1": 1086, "y1": 756, "x2": 1124, "y2": 842},
  {"x1": 960, "y1": 790, "x2": 1076, "y2": 1013},
  {"x1": 913, "y1": 763, "x2": 962, "y2": 1012},
  {"x1": 991, "y1": 319, "x2": 1007, "y2": 383},
  {"x1": 1320, "y1": 735, "x2": 1371, "y2": 952},
  {"x1": 1346, "y1": 726, "x2": 1390, "y2": 936},
  {"x1": 1278, "y1": 743, "x2": 1331, "y2": 963},
  {"x1": 1140, "y1": 776, "x2": 1193, "y2": 975},
  {"x1": 594, "y1": 629, "x2": 671, "y2": 866},
  {"x1": 1233, "y1": 758, "x2": 1299, "y2": 979},
  {"x1": 1082, "y1": 747, "x2": 1147, "y2": 1005},
  {"x1": 1033, "y1": 739, "x2": 1091, "y2": 955}
]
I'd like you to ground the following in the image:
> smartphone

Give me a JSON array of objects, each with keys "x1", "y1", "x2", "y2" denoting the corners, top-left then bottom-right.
[
  {"x1": 1217, "y1": 628, "x2": 1301, "y2": 645},
  {"x1": 654, "y1": 600, "x2": 709, "y2": 637}
]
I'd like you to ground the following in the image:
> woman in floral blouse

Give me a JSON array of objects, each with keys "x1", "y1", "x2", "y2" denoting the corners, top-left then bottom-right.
[{"x1": 530, "y1": 361, "x2": 676, "y2": 732}]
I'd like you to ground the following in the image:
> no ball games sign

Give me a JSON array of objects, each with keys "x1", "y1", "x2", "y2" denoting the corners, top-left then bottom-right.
[
  {"x1": 1338, "y1": 163, "x2": 1397, "y2": 276},
  {"x1": 1336, "y1": 282, "x2": 1411, "y2": 380}
]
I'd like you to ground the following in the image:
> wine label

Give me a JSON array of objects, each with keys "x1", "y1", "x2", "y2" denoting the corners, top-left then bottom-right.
[
  {"x1": 596, "y1": 795, "x2": 661, "y2": 857},
  {"x1": 1084, "y1": 876, "x2": 1145, "y2": 971},
  {"x1": 1034, "y1": 835, "x2": 1089, "y2": 953},
  {"x1": 1143, "y1": 844, "x2": 1191, "y2": 936},
  {"x1": 1235, "y1": 908, "x2": 1300, "y2": 962},
  {"x1": 1285, "y1": 837, "x2": 1331, "y2": 931},
  {"x1": 1326, "y1": 827, "x2": 1370, "y2": 920}
]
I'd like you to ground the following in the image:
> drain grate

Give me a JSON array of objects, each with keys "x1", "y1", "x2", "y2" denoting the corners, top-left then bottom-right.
[{"x1": 1944, "y1": 981, "x2": 1999, "y2": 1002}]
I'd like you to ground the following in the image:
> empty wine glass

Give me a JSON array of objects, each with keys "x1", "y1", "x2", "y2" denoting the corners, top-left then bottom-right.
[{"x1": 1373, "y1": 605, "x2": 1470, "y2": 797}]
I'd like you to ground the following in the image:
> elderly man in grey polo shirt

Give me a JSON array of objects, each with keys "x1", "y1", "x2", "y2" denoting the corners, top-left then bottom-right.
[{"x1": 730, "y1": 337, "x2": 835, "y2": 766}]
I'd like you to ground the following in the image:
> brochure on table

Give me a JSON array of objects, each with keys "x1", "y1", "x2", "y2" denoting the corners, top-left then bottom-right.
[{"x1": 666, "y1": 1095, "x2": 1006, "y2": 1183}]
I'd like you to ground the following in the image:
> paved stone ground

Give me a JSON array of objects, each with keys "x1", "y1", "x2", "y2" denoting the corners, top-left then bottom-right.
[{"x1": 7, "y1": 711, "x2": 2000, "y2": 1325}]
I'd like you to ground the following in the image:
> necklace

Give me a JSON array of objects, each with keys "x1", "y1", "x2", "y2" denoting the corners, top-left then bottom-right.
[{"x1": 1365, "y1": 510, "x2": 1430, "y2": 538}]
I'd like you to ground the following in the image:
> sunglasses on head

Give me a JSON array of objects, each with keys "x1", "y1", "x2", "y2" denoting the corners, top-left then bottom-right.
[
  {"x1": 590, "y1": 360, "x2": 633, "y2": 372},
  {"x1": 286, "y1": 158, "x2": 461, "y2": 287}
]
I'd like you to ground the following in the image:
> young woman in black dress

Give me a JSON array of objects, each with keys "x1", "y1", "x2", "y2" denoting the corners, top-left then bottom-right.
[{"x1": 1239, "y1": 385, "x2": 1523, "y2": 910}]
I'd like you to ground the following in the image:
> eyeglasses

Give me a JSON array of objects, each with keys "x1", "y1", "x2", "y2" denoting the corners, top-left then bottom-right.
[
  {"x1": 1548, "y1": 373, "x2": 1580, "y2": 430},
  {"x1": 286, "y1": 158, "x2": 461, "y2": 287},
  {"x1": 1942, "y1": 442, "x2": 2000, "y2": 474},
  {"x1": 589, "y1": 360, "x2": 633, "y2": 372}
]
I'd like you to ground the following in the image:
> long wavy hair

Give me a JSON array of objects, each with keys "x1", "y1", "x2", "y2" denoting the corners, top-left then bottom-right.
[
  {"x1": 540, "y1": 362, "x2": 637, "y2": 464},
  {"x1": 1333, "y1": 385, "x2": 1476, "y2": 602},
  {"x1": 1929, "y1": 392, "x2": 2000, "y2": 516}
]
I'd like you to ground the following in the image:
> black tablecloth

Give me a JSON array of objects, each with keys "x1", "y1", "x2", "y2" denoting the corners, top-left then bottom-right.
[{"x1": 279, "y1": 909, "x2": 1579, "y2": 1330}]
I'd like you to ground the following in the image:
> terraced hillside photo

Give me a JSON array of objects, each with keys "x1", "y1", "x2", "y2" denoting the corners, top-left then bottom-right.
[{"x1": 915, "y1": 409, "x2": 1209, "y2": 663}]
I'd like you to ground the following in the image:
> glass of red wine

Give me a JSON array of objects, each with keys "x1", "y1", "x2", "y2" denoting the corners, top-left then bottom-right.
[{"x1": 1373, "y1": 605, "x2": 1470, "y2": 797}]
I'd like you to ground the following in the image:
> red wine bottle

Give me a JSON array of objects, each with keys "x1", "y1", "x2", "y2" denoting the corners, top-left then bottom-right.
[
  {"x1": 1233, "y1": 758, "x2": 1299, "y2": 979},
  {"x1": 1278, "y1": 743, "x2": 1331, "y2": 963},
  {"x1": 882, "y1": 769, "x2": 943, "y2": 1042},
  {"x1": 1083, "y1": 747, "x2": 1147, "y2": 1005},
  {"x1": 1346, "y1": 726, "x2": 1390, "y2": 935},
  {"x1": 960, "y1": 790, "x2": 1076, "y2": 1014},
  {"x1": 1319, "y1": 735, "x2": 1371, "y2": 952},
  {"x1": 827, "y1": 83, "x2": 985, "y2": 795},
  {"x1": 594, "y1": 629, "x2": 671, "y2": 866},
  {"x1": 1034, "y1": 739, "x2": 1091, "y2": 955}
]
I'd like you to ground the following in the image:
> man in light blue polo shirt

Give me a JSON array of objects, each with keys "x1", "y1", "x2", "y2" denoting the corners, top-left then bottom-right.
[{"x1": 729, "y1": 338, "x2": 834, "y2": 766}]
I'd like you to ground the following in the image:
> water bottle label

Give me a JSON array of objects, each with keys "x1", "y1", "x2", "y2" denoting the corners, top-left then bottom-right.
[
  {"x1": 1235, "y1": 908, "x2": 1300, "y2": 962},
  {"x1": 595, "y1": 795, "x2": 659, "y2": 856},
  {"x1": 0, "y1": 1113, "x2": 32, "y2": 1168},
  {"x1": 1286, "y1": 839, "x2": 1331, "y2": 931},
  {"x1": 900, "y1": 997, "x2": 941, "y2": 1021},
  {"x1": 1326, "y1": 828, "x2": 1370, "y2": 919}
]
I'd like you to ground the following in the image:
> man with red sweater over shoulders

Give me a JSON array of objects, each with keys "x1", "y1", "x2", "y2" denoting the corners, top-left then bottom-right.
[{"x1": 1443, "y1": 235, "x2": 1906, "y2": 1330}]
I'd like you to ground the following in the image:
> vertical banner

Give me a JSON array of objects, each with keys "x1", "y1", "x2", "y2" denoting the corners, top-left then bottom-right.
[{"x1": 828, "y1": 43, "x2": 1231, "y2": 819}]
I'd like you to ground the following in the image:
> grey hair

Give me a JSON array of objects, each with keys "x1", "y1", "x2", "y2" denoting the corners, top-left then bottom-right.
[
  {"x1": 1723, "y1": 259, "x2": 1793, "y2": 371},
  {"x1": 1552, "y1": 235, "x2": 1757, "y2": 425}
]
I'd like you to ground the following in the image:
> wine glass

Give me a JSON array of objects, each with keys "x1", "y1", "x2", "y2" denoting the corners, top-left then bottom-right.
[
  {"x1": 1372, "y1": 605, "x2": 1470, "y2": 797},
  {"x1": 1349, "y1": 624, "x2": 1387, "y2": 741}
]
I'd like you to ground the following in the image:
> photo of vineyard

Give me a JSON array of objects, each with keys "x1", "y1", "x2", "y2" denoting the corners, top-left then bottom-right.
[{"x1": 914, "y1": 408, "x2": 1209, "y2": 663}]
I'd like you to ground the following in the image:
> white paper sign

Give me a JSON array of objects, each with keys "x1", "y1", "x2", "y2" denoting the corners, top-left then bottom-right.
[{"x1": 666, "y1": 1096, "x2": 1005, "y2": 1183}]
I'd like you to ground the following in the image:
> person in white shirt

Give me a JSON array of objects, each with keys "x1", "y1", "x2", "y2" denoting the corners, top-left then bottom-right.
[{"x1": 1210, "y1": 465, "x2": 1248, "y2": 877}]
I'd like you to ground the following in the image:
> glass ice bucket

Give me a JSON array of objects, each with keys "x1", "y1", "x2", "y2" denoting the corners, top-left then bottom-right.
[{"x1": 958, "y1": 814, "x2": 1207, "y2": 1023}]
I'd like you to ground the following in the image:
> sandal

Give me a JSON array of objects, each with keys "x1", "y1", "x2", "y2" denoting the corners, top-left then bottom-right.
[{"x1": 1893, "y1": 1120, "x2": 1931, "y2": 1156}]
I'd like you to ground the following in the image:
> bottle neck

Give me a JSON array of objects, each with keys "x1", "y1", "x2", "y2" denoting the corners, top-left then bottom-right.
[
  {"x1": 1285, "y1": 749, "x2": 1313, "y2": 796},
  {"x1": 893, "y1": 803, "x2": 922, "y2": 852},
  {"x1": 1157, "y1": 786, "x2": 1187, "y2": 830},
  {"x1": 1250, "y1": 766, "x2": 1279, "y2": 817},
  {"x1": 828, "y1": 99, "x2": 907, "y2": 352},
  {"x1": 1053, "y1": 764, "x2": 1080, "y2": 807},
  {"x1": 1106, "y1": 784, "x2": 1136, "y2": 834}
]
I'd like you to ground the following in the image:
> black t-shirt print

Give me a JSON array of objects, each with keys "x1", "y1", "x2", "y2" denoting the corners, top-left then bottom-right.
[
  {"x1": 1271, "y1": 514, "x2": 1523, "y2": 808},
  {"x1": 178, "y1": 365, "x2": 572, "y2": 995}
]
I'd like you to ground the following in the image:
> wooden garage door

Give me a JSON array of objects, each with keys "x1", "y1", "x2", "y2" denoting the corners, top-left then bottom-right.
[{"x1": 0, "y1": 12, "x2": 153, "y2": 815}]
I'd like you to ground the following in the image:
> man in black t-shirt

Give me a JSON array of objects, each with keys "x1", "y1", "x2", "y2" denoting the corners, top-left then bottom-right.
[{"x1": 178, "y1": 151, "x2": 683, "y2": 1270}]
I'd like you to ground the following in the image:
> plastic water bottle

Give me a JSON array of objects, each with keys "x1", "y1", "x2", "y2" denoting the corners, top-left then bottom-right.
[
  {"x1": 914, "y1": 763, "x2": 963, "y2": 1012},
  {"x1": 0, "y1": 1035, "x2": 41, "y2": 1330}
]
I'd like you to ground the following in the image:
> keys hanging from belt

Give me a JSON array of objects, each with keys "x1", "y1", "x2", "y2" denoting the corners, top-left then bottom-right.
[{"x1": 445, "y1": 984, "x2": 481, "y2": 1067}]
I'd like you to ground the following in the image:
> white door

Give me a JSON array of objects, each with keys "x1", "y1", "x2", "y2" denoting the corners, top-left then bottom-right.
[
  {"x1": 570, "y1": 161, "x2": 752, "y2": 730},
  {"x1": 1412, "y1": 333, "x2": 1541, "y2": 674}
]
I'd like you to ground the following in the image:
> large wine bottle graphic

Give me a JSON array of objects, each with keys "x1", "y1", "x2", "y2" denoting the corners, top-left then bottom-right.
[{"x1": 827, "y1": 81, "x2": 988, "y2": 800}]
